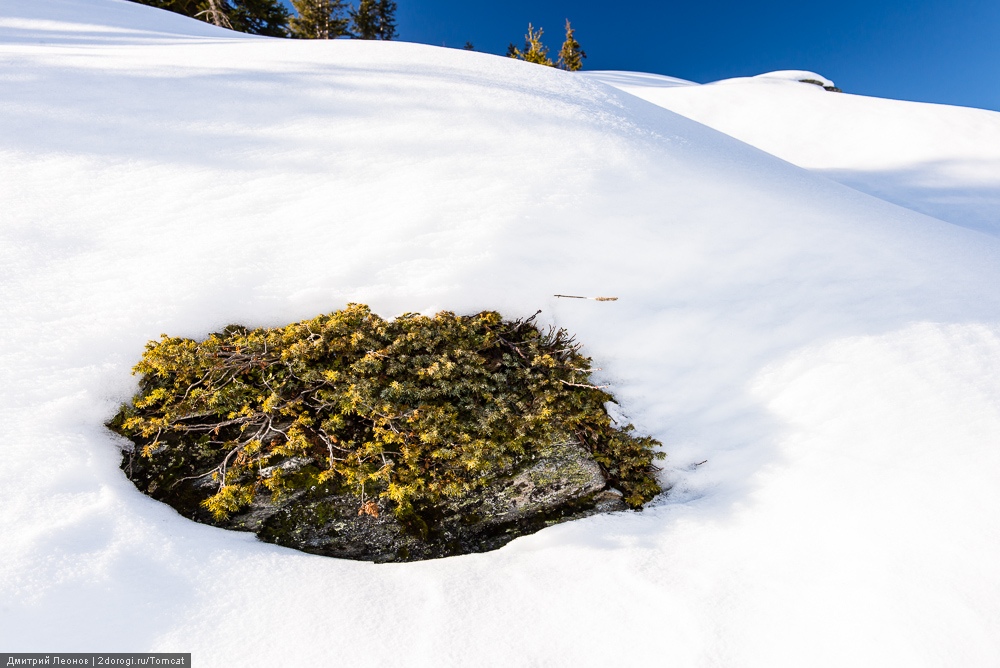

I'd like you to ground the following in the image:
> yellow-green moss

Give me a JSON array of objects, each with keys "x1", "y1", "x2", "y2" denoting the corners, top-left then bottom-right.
[{"x1": 110, "y1": 304, "x2": 664, "y2": 521}]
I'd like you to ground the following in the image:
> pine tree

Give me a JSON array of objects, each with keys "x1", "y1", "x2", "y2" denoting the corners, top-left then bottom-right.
[
  {"x1": 351, "y1": 0, "x2": 397, "y2": 40},
  {"x1": 129, "y1": 0, "x2": 289, "y2": 35},
  {"x1": 127, "y1": 0, "x2": 200, "y2": 19},
  {"x1": 462, "y1": 41, "x2": 475, "y2": 51},
  {"x1": 128, "y1": 0, "x2": 231, "y2": 28},
  {"x1": 508, "y1": 24, "x2": 553, "y2": 67},
  {"x1": 376, "y1": 0, "x2": 398, "y2": 40},
  {"x1": 229, "y1": 0, "x2": 290, "y2": 36},
  {"x1": 290, "y1": 0, "x2": 350, "y2": 39},
  {"x1": 557, "y1": 19, "x2": 586, "y2": 71},
  {"x1": 196, "y1": 0, "x2": 232, "y2": 28},
  {"x1": 351, "y1": 0, "x2": 377, "y2": 39}
]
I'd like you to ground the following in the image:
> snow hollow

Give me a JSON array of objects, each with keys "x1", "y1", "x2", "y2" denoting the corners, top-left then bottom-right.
[{"x1": 2, "y1": 0, "x2": 1000, "y2": 665}]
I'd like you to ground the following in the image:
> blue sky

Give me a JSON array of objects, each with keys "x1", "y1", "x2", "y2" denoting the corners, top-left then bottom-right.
[{"x1": 284, "y1": 1, "x2": 1000, "y2": 111}]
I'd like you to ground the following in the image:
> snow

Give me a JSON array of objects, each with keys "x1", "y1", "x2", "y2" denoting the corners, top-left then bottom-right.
[
  {"x1": 582, "y1": 69, "x2": 698, "y2": 90},
  {"x1": 3, "y1": 1, "x2": 1000, "y2": 665},
  {"x1": 589, "y1": 67, "x2": 1000, "y2": 237},
  {"x1": 751, "y1": 69, "x2": 837, "y2": 88},
  {"x1": 0, "y1": 0, "x2": 230, "y2": 43}
]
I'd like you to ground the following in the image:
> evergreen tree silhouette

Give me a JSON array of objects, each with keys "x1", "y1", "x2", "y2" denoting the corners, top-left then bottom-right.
[
  {"x1": 508, "y1": 24, "x2": 553, "y2": 66},
  {"x1": 290, "y1": 0, "x2": 350, "y2": 39},
  {"x1": 351, "y1": 0, "x2": 397, "y2": 40},
  {"x1": 557, "y1": 20, "x2": 586, "y2": 71}
]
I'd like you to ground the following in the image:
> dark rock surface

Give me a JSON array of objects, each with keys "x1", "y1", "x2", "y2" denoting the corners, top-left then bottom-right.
[{"x1": 124, "y1": 438, "x2": 628, "y2": 562}]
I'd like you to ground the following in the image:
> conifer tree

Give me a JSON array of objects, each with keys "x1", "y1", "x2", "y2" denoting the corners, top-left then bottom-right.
[
  {"x1": 507, "y1": 23, "x2": 553, "y2": 67},
  {"x1": 127, "y1": 0, "x2": 199, "y2": 17},
  {"x1": 129, "y1": 0, "x2": 289, "y2": 36},
  {"x1": 229, "y1": 0, "x2": 290, "y2": 36},
  {"x1": 197, "y1": 0, "x2": 232, "y2": 28},
  {"x1": 290, "y1": 0, "x2": 350, "y2": 39},
  {"x1": 377, "y1": 0, "x2": 398, "y2": 40},
  {"x1": 128, "y1": 0, "x2": 229, "y2": 28},
  {"x1": 557, "y1": 19, "x2": 586, "y2": 71},
  {"x1": 350, "y1": 0, "x2": 377, "y2": 39},
  {"x1": 351, "y1": 0, "x2": 397, "y2": 40}
]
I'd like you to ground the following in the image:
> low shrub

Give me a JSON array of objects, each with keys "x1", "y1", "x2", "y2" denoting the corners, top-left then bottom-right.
[{"x1": 110, "y1": 304, "x2": 664, "y2": 527}]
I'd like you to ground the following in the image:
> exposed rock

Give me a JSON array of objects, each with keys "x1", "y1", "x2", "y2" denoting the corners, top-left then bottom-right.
[
  {"x1": 124, "y1": 437, "x2": 627, "y2": 562},
  {"x1": 798, "y1": 78, "x2": 842, "y2": 92},
  {"x1": 112, "y1": 306, "x2": 663, "y2": 562}
]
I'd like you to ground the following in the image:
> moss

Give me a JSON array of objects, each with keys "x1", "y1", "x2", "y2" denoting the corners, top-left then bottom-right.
[{"x1": 111, "y1": 304, "x2": 665, "y2": 530}]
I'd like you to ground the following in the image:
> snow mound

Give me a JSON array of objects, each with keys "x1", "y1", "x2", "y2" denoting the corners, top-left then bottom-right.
[
  {"x1": 597, "y1": 67, "x2": 1000, "y2": 236},
  {"x1": 692, "y1": 70, "x2": 837, "y2": 90},
  {"x1": 0, "y1": 0, "x2": 233, "y2": 44},
  {"x1": 581, "y1": 70, "x2": 699, "y2": 89},
  {"x1": 3, "y1": 0, "x2": 1000, "y2": 665},
  {"x1": 752, "y1": 69, "x2": 837, "y2": 88}
]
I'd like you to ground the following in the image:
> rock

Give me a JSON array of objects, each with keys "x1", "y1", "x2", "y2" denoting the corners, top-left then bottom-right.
[
  {"x1": 126, "y1": 437, "x2": 626, "y2": 562},
  {"x1": 112, "y1": 306, "x2": 663, "y2": 562}
]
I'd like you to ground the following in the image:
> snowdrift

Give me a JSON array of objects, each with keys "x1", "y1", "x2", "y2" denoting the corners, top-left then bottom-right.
[
  {"x1": 586, "y1": 69, "x2": 1000, "y2": 236},
  {"x1": 2, "y1": 0, "x2": 1000, "y2": 665}
]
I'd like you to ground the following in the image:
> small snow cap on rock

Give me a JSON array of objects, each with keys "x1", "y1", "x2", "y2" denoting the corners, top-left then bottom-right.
[
  {"x1": 708, "y1": 70, "x2": 840, "y2": 91},
  {"x1": 754, "y1": 70, "x2": 840, "y2": 91}
]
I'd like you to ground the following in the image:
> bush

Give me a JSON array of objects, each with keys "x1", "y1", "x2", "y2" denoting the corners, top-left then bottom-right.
[{"x1": 110, "y1": 305, "x2": 664, "y2": 528}]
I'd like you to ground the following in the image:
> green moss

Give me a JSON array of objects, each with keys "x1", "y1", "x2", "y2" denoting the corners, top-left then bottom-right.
[{"x1": 111, "y1": 304, "x2": 665, "y2": 524}]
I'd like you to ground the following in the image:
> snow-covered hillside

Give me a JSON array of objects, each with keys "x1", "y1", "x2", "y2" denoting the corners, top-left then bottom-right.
[
  {"x1": 3, "y1": 1, "x2": 1000, "y2": 665},
  {"x1": 586, "y1": 69, "x2": 1000, "y2": 236}
]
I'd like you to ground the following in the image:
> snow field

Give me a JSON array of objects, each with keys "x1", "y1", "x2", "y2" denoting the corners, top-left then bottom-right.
[
  {"x1": 2, "y1": 0, "x2": 1000, "y2": 665},
  {"x1": 587, "y1": 69, "x2": 1000, "y2": 236}
]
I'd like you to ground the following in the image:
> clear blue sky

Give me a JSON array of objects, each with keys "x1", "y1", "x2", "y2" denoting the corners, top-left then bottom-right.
[{"x1": 286, "y1": 1, "x2": 1000, "y2": 111}]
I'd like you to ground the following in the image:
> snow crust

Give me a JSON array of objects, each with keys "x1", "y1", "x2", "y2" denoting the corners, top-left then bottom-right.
[
  {"x1": 593, "y1": 68, "x2": 1000, "y2": 236},
  {"x1": 3, "y1": 1, "x2": 1000, "y2": 665}
]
